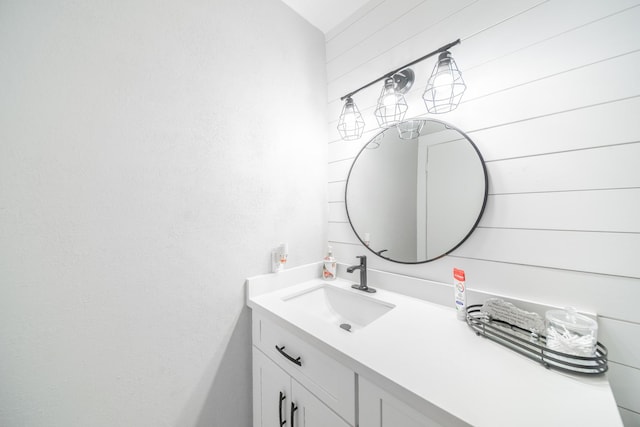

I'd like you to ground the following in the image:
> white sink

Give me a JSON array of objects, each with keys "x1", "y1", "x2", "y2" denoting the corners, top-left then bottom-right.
[{"x1": 282, "y1": 284, "x2": 395, "y2": 331}]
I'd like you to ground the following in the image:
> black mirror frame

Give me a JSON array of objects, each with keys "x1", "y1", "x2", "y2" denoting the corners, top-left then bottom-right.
[{"x1": 344, "y1": 118, "x2": 489, "y2": 264}]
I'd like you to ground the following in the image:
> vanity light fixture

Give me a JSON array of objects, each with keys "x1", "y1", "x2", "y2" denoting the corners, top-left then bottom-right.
[
  {"x1": 337, "y1": 96, "x2": 366, "y2": 141},
  {"x1": 423, "y1": 51, "x2": 467, "y2": 114},
  {"x1": 337, "y1": 39, "x2": 463, "y2": 141}
]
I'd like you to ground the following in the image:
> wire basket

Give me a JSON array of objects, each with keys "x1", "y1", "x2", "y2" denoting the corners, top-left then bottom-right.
[{"x1": 466, "y1": 304, "x2": 608, "y2": 375}]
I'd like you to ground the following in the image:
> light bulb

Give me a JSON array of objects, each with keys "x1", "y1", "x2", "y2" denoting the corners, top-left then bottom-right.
[
  {"x1": 343, "y1": 109, "x2": 358, "y2": 126},
  {"x1": 431, "y1": 72, "x2": 455, "y2": 105},
  {"x1": 382, "y1": 93, "x2": 397, "y2": 108},
  {"x1": 433, "y1": 71, "x2": 454, "y2": 88}
]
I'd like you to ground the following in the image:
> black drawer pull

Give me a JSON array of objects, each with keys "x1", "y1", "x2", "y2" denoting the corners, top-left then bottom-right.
[
  {"x1": 279, "y1": 391, "x2": 286, "y2": 426},
  {"x1": 291, "y1": 402, "x2": 298, "y2": 427},
  {"x1": 275, "y1": 345, "x2": 302, "y2": 366}
]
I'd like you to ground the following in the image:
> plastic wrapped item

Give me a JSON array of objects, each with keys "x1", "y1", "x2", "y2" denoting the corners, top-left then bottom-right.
[{"x1": 545, "y1": 307, "x2": 598, "y2": 357}]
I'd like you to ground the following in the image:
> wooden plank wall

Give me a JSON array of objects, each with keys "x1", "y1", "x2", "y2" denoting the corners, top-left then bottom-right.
[{"x1": 324, "y1": 0, "x2": 640, "y2": 424}]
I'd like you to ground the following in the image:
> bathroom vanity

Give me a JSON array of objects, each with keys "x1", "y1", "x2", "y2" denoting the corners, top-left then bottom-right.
[{"x1": 246, "y1": 263, "x2": 622, "y2": 427}]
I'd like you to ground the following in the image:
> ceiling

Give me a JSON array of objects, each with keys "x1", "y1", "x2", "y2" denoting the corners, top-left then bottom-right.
[{"x1": 280, "y1": 0, "x2": 372, "y2": 34}]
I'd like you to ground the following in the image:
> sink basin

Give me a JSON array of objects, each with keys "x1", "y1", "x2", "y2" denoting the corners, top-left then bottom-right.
[{"x1": 282, "y1": 284, "x2": 395, "y2": 331}]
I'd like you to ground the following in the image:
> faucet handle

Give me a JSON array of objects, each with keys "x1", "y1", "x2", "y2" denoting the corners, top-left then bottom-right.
[{"x1": 356, "y1": 255, "x2": 367, "y2": 266}]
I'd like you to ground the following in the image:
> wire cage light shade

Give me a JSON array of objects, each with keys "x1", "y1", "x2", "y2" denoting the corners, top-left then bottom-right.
[
  {"x1": 365, "y1": 132, "x2": 384, "y2": 150},
  {"x1": 337, "y1": 97, "x2": 365, "y2": 141},
  {"x1": 423, "y1": 51, "x2": 466, "y2": 114},
  {"x1": 374, "y1": 77, "x2": 408, "y2": 128},
  {"x1": 397, "y1": 119, "x2": 425, "y2": 140}
]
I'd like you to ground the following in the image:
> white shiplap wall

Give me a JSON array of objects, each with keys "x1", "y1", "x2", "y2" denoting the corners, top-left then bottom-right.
[{"x1": 325, "y1": 0, "x2": 640, "y2": 424}]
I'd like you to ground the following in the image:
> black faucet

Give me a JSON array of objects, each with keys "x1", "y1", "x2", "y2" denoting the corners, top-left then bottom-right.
[{"x1": 347, "y1": 255, "x2": 376, "y2": 293}]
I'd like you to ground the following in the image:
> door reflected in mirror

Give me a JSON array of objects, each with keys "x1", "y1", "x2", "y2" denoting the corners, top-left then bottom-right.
[{"x1": 345, "y1": 119, "x2": 488, "y2": 263}]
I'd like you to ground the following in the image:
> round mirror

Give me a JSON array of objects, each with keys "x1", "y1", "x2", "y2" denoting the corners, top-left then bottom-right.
[{"x1": 345, "y1": 118, "x2": 488, "y2": 263}]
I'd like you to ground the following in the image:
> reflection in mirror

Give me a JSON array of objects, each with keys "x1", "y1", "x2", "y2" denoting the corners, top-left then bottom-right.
[{"x1": 345, "y1": 119, "x2": 487, "y2": 263}]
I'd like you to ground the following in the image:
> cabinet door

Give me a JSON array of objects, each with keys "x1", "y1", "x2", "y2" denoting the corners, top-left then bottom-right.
[
  {"x1": 291, "y1": 379, "x2": 350, "y2": 427},
  {"x1": 253, "y1": 347, "x2": 291, "y2": 427},
  {"x1": 359, "y1": 377, "x2": 469, "y2": 427}
]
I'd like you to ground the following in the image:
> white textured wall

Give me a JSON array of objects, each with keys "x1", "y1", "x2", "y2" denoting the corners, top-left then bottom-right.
[
  {"x1": 326, "y1": 0, "x2": 640, "y2": 425},
  {"x1": 0, "y1": 1, "x2": 327, "y2": 426}
]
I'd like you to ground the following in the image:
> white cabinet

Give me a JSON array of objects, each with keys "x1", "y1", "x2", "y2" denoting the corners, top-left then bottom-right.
[
  {"x1": 252, "y1": 313, "x2": 354, "y2": 427},
  {"x1": 359, "y1": 377, "x2": 470, "y2": 427},
  {"x1": 253, "y1": 347, "x2": 351, "y2": 427},
  {"x1": 251, "y1": 312, "x2": 469, "y2": 427}
]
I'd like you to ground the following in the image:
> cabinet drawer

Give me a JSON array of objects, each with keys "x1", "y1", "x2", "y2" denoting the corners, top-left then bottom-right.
[{"x1": 253, "y1": 313, "x2": 355, "y2": 425}]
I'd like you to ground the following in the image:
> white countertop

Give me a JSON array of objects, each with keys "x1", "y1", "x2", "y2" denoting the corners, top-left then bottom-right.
[{"x1": 246, "y1": 269, "x2": 622, "y2": 427}]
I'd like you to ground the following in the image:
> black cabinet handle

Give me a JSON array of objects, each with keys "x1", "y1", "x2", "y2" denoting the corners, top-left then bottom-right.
[
  {"x1": 275, "y1": 345, "x2": 302, "y2": 366},
  {"x1": 290, "y1": 402, "x2": 298, "y2": 427},
  {"x1": 279, "y1": 391, "x2": 286, "y2": 426}
]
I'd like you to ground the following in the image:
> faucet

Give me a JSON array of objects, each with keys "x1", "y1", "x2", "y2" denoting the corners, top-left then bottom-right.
[{"x1": 347, "y1": 255, "x2": 376, "y2": 293}]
